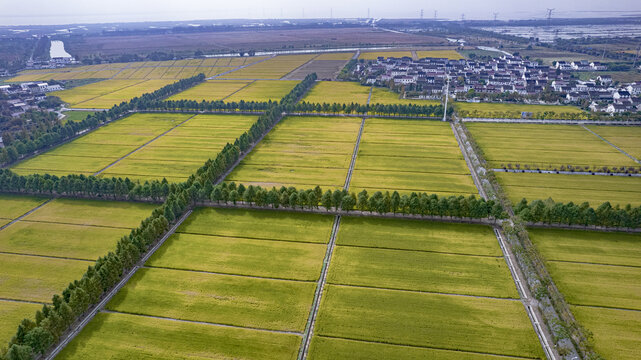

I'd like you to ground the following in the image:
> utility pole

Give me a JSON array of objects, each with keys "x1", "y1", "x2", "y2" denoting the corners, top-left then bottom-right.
[
  {"x1": 546, "y1": 8, "x2": 554, "y2": 25},
  {"x1": 633, "y1": 43, "x2": 641, "y2": 68}
]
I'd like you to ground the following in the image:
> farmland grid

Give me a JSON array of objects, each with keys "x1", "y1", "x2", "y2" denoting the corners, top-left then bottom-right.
[
  {"x1": 44, "y1": 209, "x2": 194, "y2": 360},
  {"x1": 581, "y1": 125, "x2": 641, "y2": 164},
  {"x1": 451, "y1": 118, "x2": 560, "y2": 360}
]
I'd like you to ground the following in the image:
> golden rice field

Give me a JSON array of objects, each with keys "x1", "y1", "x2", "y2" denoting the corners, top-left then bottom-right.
[{"x1": 53, "y1": 79, "x2": 174, "y2": 109}]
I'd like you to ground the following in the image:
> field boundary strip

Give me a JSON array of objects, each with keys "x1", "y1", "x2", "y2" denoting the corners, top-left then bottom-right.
[
  {"x1": 0, "y1": 198, "x2": 53, "y2": 232},
  {"x1": 141, "y1": 265, "x2": 316, "y2": 283},
  {"x1": 92, "y1": 114, "x2": 198, "y2": 176},
  {"x1": 44, "y1": 209, "x2": 193, "y2": 360},
  {"x1": 581, "y1": 125, "x2": 641, "y2": 165},
  {"x1": 100, "y1": 309, "x2": 304, "y2": 335},
  {"x1": 298, "y1": 215, "x2": 341, "y2": 360},
  {"x1": 207, "y1": 55, "x2": 277, "y2": 80},
  {"x1": 0, "y1": 297, "x2": 49, "y2": 306},
  {"x1": 0, "y1": 250, "x2": 94, "y2": 263},
  {"x1": 327, "y1": 283, "x2": 521, "y2": 301}
]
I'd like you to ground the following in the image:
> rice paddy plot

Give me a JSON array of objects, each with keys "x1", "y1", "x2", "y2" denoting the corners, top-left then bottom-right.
[
  {"x1": 10, "y1": 113, "x2": 188, "y2": 177},
  {"x1": 308, "y1": 336, "x2": 524, "y2": 360},
  {"x1": 0, "y1": 222, "x2": 129, "y2": 260},
  {"x1": 0, "y1": 253, "x2": 90, "y2": 303},
  {"x1": 547, "y1": 261, "x2": 641, "y2": 310},
  {"x1": 0, "y1": 301, "x2": 42, "y2": 345},
  {"x1": 495, "y1": 172, "x2": 641, "y2": 207},
  {"x1": 327, "y1": 246, "x2": 517, "y2": 298},
  {"x1": 350, "y1": 119, "x2": 476, "y2": 196},
  {"x1": 98, "y1": 114, "x2": 256, "y2": 182},
  {"x1": 177, "y1": 208, "x2": 334, "y2": 244},
  {"x1": 226, "y1": 116, "x2": 361, "y2": 189},
  {"x1": 302, "y1": 81, "x2": 371, "y2": 105},
  {"x1": 107, "y1": 267, "x2": 316, "y2": 332},
  {"x1": 225, "y1": 80, "x2": 298, "y2": 102},
  {"x1": 22, "y1": 198, "x2": 155, "y2": 228},
  {"x1": 166, "y1": 80, "x2": 250, "y2": 101},
  {"x1": 147, "y1": 232, "x2": 326, "y2": 281},
  {"x1": 315, "y1": 285, "x2": 544, "y2": 359},
  {"x1": 530, "y1": 228, "x2": 641, "y2": 267},
  {"x1": 221, "y1": 54, "x2": 316, "y2": 79},
  {"x1": 338, "y1": 217, "x2": 502, "y2": 256},
  {"x1": 52, "y1": 79, "x2": 145, "y2": 106},
  {"x1": 586, "y1": 125, "x2": 641, "y2": 160},
  {"x1": 467, "y1": 123, "x2": 636, "y2": 169},
  {"x1": 0, "y1": 194, "x2": 49, "y2": 220},
  {"x1": 72, "y1": 79, "x2": 174, "y2": 109},
  {"x1": 57, "y1": 312, "x2": 300, "y2": 360},
  {"x1": 456, "y1": 102, "x2": 586, "y2": 119},
  {"x1": 571, "y1": 306, "x2": 641, "y2": 360}
]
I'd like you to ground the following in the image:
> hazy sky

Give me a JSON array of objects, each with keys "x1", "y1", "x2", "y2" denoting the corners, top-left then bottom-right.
[{"x1": 2, "y1": 0, "x2": 640, "y2": 26}]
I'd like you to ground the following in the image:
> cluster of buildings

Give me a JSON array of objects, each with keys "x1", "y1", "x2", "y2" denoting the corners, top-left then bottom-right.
[
  {"x1": 357, "y1": 55, "x2": 641, "y2": 113},
  {"x1": 0, "y1": 82, "x2": 63, "y2": 95},
  {"x1": 0, "y1": 82, "x2": 64, "y2": 117}
]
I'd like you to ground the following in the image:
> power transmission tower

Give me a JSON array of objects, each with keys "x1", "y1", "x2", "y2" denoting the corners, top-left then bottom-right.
[
  {"x1": 546, "y1": 8, "x2": 554, "y2": 25},
  {"x1": 330, "y1": 8, "x2": 333, "y2": 19},
  {"x1": 633, "y1": 43, "x2": 641, "y2": 68},
  {"x1": 420, "y1": 9, "x2": 424, "y2": 19},
  {"x1": 461, "y1": 13, "x2": 465, "y2": 22},
  {"x1": 434, "y1": 10, "x2": 437, "y2": 20},
  {"x1": 493, "y1": 12, "x2": 498, "y2": 22},
  {"x1": 367, "y1": 8, "x2": 370, "y2": 19}
]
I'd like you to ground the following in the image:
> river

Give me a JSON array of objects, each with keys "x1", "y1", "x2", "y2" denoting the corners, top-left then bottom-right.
[{"x1": 50, "y1": 40, "x2": 72, "y2": 58}]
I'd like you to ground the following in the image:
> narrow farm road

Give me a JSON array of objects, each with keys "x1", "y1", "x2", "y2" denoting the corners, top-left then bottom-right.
[{"x1": 581, "y1": 124, "x2": 641, "y2": 165}]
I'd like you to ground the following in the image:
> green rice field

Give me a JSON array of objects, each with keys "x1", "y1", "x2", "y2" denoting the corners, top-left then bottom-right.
[
  {"x1": 11, "y1": 113, "x2": 256, "y2": 183},
  {"x1": 495, "y1": 172, "x2": 641, "y2": 207},
  {"x1": 302, "y1": 81, "x2": 371, "y2": 105},
  {"x1": 311, "y1": 217, "x2": 541, "y2": 359},
  {"x1": 369, "y1": 87, "x2": 441, "y2": 106},
  {"x1": 456, "y1": 102, "x2": 586, "y2": 119},
  {"x1": 350, "y1": 118, "x2": 477, "y2": 196},
  {"x1": 226, "y1": 116, "x2": 361, "y2": 189},
  {"x1": 58, "y1": 208, "x2": 336, "y2": 357},
  {"x1": 0, "y1": 197, "x2": 153, "y2": 345},
  {"x1": 586, "y1": 125, "x2": 641, "y2": 160},
  {"x1": 54, "y1": 79, "x2": 175, "y2": 109},
  {"x1": 530, "y1": 228, "x2": 641, "y2": 358},
  {"x1": 56, "y1": 312, "x2": 300, "y2": 360},
  {"x1": 467, "y1": 123, "x2": 636, "y2": 169}
]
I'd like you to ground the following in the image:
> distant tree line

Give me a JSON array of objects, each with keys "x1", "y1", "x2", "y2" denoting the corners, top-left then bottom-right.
[
  {"x1": 287, "y1": 101, "x2": 445, "y2": 117},
  {"x1": 515, "y1": 198, "x2": 641, "y2": 228},
  {"x1": 0, "y1": 74, "x2": 205, "y2": 167},
  {"x1": 140, "y1": 99, "x2": 275, "y2": 112},
  {"x1": 200, "y1": 182, "x2": 505, "y2": 219}
]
